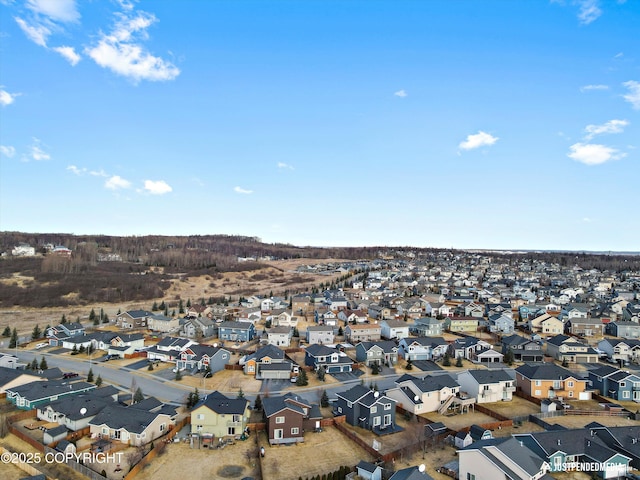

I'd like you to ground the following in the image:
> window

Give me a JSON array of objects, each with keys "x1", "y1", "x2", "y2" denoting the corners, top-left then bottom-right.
[
  {"x1": 347, "y1": 401, "x2": 352, "y2": 408},
  {"x1": 373, "y1": 416, "x2": 381, "y2": 426},
  {"x1": 337, "y1": 407, "x2": 342, "y2": 413},
  {"x1": 567, "y1": 381, "x2": 574, "y2": 388},
  {"x1": 467, "y1": 473, "x2": 476, "y2": 480},
  {"x1": 370, "y1": 406, "x2": 377, "y2": 414},
  {"x1": 232, "y1": 414, "x2": 241, "y2": 423},
  {"x1": 197, "y1": 414, "x2": 205, "y2": 420},
  {"x1": 535, "y1": 380, "x2": 541, "y2": 386},
  {"x1": 276, "y1": 416, "x2": 285, "y2": 424},
  {"x1": 228, "y1": 427, "x2": 235, "y2": 435},
  {"x1": 568, "y1": 391, "x2": 574, "y2": 398},
  {"x1": 383, "y1": 414, "x2": 391, "y2": 426},
  {"x1": 384, "y1": 403, "x2": 392, "y2": 410},
  {"x1": 160, "y1": 424, "x2": 166, "y2": 432},
  {"x1": 535, "y1": 390, "x2": 541, "y2": 396},
  {"x1": 274, "y1": 429, "x2": 283, "y2": 439},
  {"x1": 623, "y1": 391, "x2": 630, "y2": 398},
  {"x1": 620, "y1": 382, "x2": 626, "y2": 388},
  {"x1": 291, "y1": 427, "x2": 299, "y2": 435}
]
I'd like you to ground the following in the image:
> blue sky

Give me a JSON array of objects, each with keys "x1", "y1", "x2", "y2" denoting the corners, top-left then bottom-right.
[{"x1": 1, "y1": 0, "x2": 638, "y2": 251}]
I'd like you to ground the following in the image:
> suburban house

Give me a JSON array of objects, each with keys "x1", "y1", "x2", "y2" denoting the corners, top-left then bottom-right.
[
  {"x1": 409, "y1": 317, "x2": 444, "y2": 337},
  {"x1": 565, "y1": 317, "x2": 604, "y2": 337},
  {"x1": 355, "y1": 341, "x2": 399, "y2": 367},
  {"x1": 501, "y1": 334, "x2": 544, "y2": 362},
  {"x1": 146, "y1": 337, "x2": 197, "y2": 362},
  {"x1": 6, "y1": 379, "x2": 97, "y2": 410},
  {"x1": 597, "y1": 338, "x2": 640, "y2": 365},
  {"x1": 588, "y1": 364, "x2": 640, "y2": 402},
  {"x1": 242, "y1": 345, "x2": 295, "y2": 380},
  {"x1": 606, "y1": 322, "x2": 640, "y2": 339},
  {"x1": 398, "y1": 337, "x2": 449, "y2": 361},
  {"x1": 291, "y1": 294, "x2": 311, "y2": 315},
  {"x1": 459, "y1": 436, "x2": 551, "y2": 480},
  {"x1": 269, "y1": 309, "x2": 299, "y2": 328},
  {"x1": 515, "y1": 363, "x2": 589, "y2": 400},
  {"x1": 89, "y1": 402, "x2": 176, "y2": 446},
  {"x1": 386, "y1": 373, "x2": 472, "y2": 415},
  {"x1": 444, "y1": 316, "x2": 479, "y2": 333},
  {"x1": 0, "y1": 353, "x2": 21, "y2": 370},
  {"x1": 514, "y1": 427, "x2": 633, "y2": 478},
  {"x1": 180, "y1": 317, "x2": 217, "y2": 339},
  {"x1": 36, "y1": 387, "x2": 119, "y2": 431},
  {"x1": 262, "y1": 393, "x2": 322, "y2": 445},
  {"x1": 47, "y1": 322, "x2": 85, "y2": 346},
  {"x1": 218, "y1": 321, "x2": 255, "y2": 342},
  {"x1": 545, "y1": 334, "x2": 599, "y2": 363},
  {"x1": 457, "y1": 369, "x2": 516, "y2": 403},
  {"x1": 175, "y1": 344, "x2": 231, "y2": 373},
  {"x1": 337, "y1": 309, "x2": 368, "y2": 324},
  {"x1": 379, "y1": 320, "x2": 410, "y2": 340},
  {"x1": 304, "y1": 344, "x2": 353, "y2": 373},
  {"x1": 0, "y1": 367, "x2": 46, "y2": 394},
  {"x1": 266, "y1": 326, "x2": 293, "y2": 347},
  {"x1": 116, "y1": 310, "x2": 153, "y2": 329},
  {"x1": 190, "y1": 391, "x2": 250, "y2": 441},
  {"x1": 147, "y1": 314, "x2": 180, "y2": 333},
  {"x1": 529, "y1": 313, "x2": 564, "y2": 336},
  {"x1": 345, "y1": 324, "x2": 381, "y2": 343},
  {"x1": 334, "y1": 385, "x2": 399, "y2": 434},
  {"x1": 305, "y1": 326, "x2": 335, "y2": 345},
  {"x1": 488, "y1": 313, "x2": 515, "y2": 335},
  {"x1": 448, "y1": 337, "x2": 493, "y2": 361}
]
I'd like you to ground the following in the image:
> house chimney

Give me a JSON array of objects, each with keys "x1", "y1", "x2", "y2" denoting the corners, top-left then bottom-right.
[{"x1": 557, "y1": 439, "x2": 561, "y2": 446}]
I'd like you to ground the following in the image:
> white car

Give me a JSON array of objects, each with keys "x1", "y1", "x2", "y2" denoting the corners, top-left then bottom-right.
[{"x1": 35, "y1": 343, "x2": 48, "y2": 349}]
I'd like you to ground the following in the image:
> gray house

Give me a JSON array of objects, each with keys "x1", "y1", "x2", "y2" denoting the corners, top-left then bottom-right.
[
  {"x1": 606, "y1": 321, "x2": 640, "y2": 339},
  {"x1": 218, "y1": 321, "x2": 255, "y2": 342},
  {"x1": 355, "y1": 341, "x2": 399, "y2": 367},
  {"x1": 305, "y1": 326, "x2": 335, "y2": 345},
  {"x1": 410, "y1": 317, "x2": 444, "y2": 336},
  {"x1": 334, "y1": 385, "x2": 399, "y2": 434},
  {"x1": 175, "y1": 344, "x2": 231, "y2": 373}
]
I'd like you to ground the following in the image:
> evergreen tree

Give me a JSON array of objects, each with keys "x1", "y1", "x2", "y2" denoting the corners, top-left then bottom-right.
[
  {"x1": 178, "y1": 300, "x2": 184, "y2": 314},
  {"x1": 317, "y1": 366, "x2": 326, "y2": 381},
  {"x1": 442, "y1": 352, "x2": 451, "y2": 366},
  {"x1": 100, "y1": 308, "x2": 105, "y2": 321},
  {"x1": 133, "y1": 387, "x2": 144, "y2": 403},
  {"x1": 30, "y1": 358, "x2": 38, "y2": 370},
  {"x1": 504, "y1": 348, "x2": 515, "y2": 366},
  {"x1": 371, "y1": 362, "x2": 380, "y2": 375},
  {"x1": 96, "y1": 375, "x2": 103, "y2": 387},
  {"x1": 9, "y1": 328, "x2": 18, "y2": 348},
  {"x1": 338, "y1": 326, "x2": 344, "y2": 336},
  {"x1": 456, "y1": 356, "x2": 463, "y2": 367},
  {"x1": 31, "y1": 324, "x2": 41, "y2": 340},
  {"x1": 39, "y1": 356, "x2": 48, "y2": 370},
  {"x1": 151, "y1": 301, "x2": 159, "y2": 311},
  {"x1": 175, "y1": 370, "x2": 182, "y2": 381},
  {"x1": 87, "y1": 368, "x2": 94, "y2": 382},
  {"x1": 406, "y1": 359, "x2": 413, "y2": 370},
  {"x1": 321, "y1": 390, "x2": 329, "y2": 408},
  {"x1": 89, "y1": 309, "x2": 96, "y2": 322},
  {"x1": 71, "y1": 345, "x2": 78, "y2": 355},
  {"x1": 159, "y1": 301, "x2": 166, "y2": 311},
  {"x1": 186, "y1": 298, "x2": 192, "y2": 308},
  {"x1": 254, "y1": 394, "x2": 262, "y2": 412},
  {"x1": 237, "y1": 388, "x2": 245, "y2": 398},
  {"x1": 61, "y1": 314, "x2": 67, "y2": 324},
  {"x1": 148, "y1": 363, "x2": 154, "y2": 371},
  {"x1": 2, "y1": 326, "x2": 11, "y2": 337},
  {"x1": 296, "y1": 369, "x2": 309, "y2": 386}
]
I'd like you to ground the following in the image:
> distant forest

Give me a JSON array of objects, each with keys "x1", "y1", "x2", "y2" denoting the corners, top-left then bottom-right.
[{"x1": 0, "y1": 232, "x2": 638, "y2": 308}]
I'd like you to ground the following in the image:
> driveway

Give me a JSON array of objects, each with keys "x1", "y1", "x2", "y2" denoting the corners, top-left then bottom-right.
[
  {"x1": 260, "y1": 378, "x2": 292, "y2": 392},
  {"x1": 330, "y1": 370, "x2": 363, "y2": 382},
  {"x1": 127, "y1": 359, "x2": 152, "y2": 370}
]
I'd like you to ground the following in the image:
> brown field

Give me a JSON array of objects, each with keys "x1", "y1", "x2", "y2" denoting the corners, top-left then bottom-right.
[
  {"x1": 482, "y1": 396, "x2": 541, "y2": 418},
  {"x1": 542, "y1": 413, "x2": 640, "y2": 429},
  {"x1": 421, "y1": 410, "x2": 498, "y2": 431},
  {"x1": 0, "y1": 258, "x2": 348, "y2": 338},
  {"x1": 258, "y1": 427, "x2": 375, "y2": 480}
]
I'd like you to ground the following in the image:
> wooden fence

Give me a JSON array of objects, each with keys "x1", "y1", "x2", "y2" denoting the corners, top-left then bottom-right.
[
  {"x1": 514, "y1": 388, "x2": 543, "y2": 405},
  {"x1": 0, "y1": 446, "x2": 45, "y2": 478}
]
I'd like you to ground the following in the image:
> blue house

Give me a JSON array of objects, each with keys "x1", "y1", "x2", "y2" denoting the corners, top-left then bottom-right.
[
  {"x1": 334, "y1": 385, "x2": 400, "y2": 434},
  {"x1": 304, "y1": 344, "x2": 353, "y2": 373},
  {"x1": 588, "y1": 365, "x2": 640, "y2": 403},
  {"x1": 218, "y1": 321, "x2": 255, "y2": 342},
  {"x1": 47, "y1": 322, "x2": 85, "y2": 346}
]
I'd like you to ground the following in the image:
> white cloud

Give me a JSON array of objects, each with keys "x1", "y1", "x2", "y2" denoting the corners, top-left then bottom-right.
[
  {"x1": 86, "y1": 11, "x2": 180, "y2": 83},
  {"x1": 394, "y1": 90, "x2": 407, "y2": 98},
  {"x1": 23, "y1": 139, "x2": 50, "y2": 161},
  {"x1": 584, "y1": 119, "x2": 629, "y2": 140},
  {"x1": 277, "y1": 162, "x2": 294, "y2": 170},
  {"x1": 234, "y1": 186, "x2": 253, "y2": 194},
  {"x1": 577, "y1": 0, "x2": 602, "y2": 25},
  {"x1": 0, "y1": 145, "x2": 16, "y2": 158},
  {"x1": 458, "y1": 131, "x2": 499, "y2": 151},
  {"x1": 579, "y1": 84, "x2": 609, "y2": 92},
  {"x1": 105, "y1": 175, "x2": 131, "y2": 190},
  {"x1": 53, "y1": 46, "x2": 81, "y2": 65},
  {"x1": 614, "y1": 52, "x2": 624, "y2": 58},
  {"x1": 582, "y1": 217, "x2": 593, "y2": 223},
  {"x1": 14, "y1": 16, "x2": 50, "y2": 47},
  {"x1": 26, "y1": 0, "x2": 79, "y2": 23},
  {"x1": 0, "y1": 88, "x2": 19, "y2": 106},
  {"x1": 67, "y1": 165, "x2": 108, "y2": 177},
  {"x1": 568, "y1": 142, "x2": 626, "y2": 165},
  {"x1": 67, "y1": 164, "x2": 83, "y2": 175},
  {"x1": 622, "y1": 81, "x2": 640, "y2": 109},
  {"x1": 143, "y1": 179, "x2": 172, "y2": 195}
]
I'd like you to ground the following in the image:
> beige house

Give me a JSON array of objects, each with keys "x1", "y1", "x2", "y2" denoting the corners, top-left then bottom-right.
[
  {"x1": 190, "y1": 391, "x2": 250, "y2": 440},
  {"x1": 89, "y1": 404, "x2": 175, "y2": 446},
  {"x1": 386, "y1": 373, "x2": 473, "y2": 414},
  {"x1": 345, "y1": 324, "x2": 381, "y2": 343}
]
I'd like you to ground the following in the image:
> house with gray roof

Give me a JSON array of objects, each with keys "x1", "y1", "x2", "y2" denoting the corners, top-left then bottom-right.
[
  {"x1": 457, "y1": 369, "x2": 516, "y2": 403},
  {"x1": 305, "y1": 325, "x2": 335, "y2": 345},
  {"x1": 6, "y1": 379, "x2": 97, "y2": 410},
  {"x1": 355, "y1": 341, "x2": 399, "y2": 367},
  {"x1": 501, "y1": 334, "x2": 543, "y2": 362},
  {"x1": 304, "y1": 344, "x2": 353, "y2": 373},
  {"x1": 385, "y1": 373, "x2": 471, "y2": 415},
  {"x1": 116, "y1": 310, "x2": 153, "y2": 329},
  {"x1": 89, "y1": 403, "x2": 175, "y2": 446},
  {"x1": 176, "y1": 344, "x2": 231, "y2": 373},
  {"x1": 334, "y1": 385, "x2": 399, "y2": 434},
  {"x1": 409, "y1": 317, "x2": 444, "y2": 337},
  {"x1": 262, "y1": 393, "x2": 322, "y2": 445},
  {"x1": 36, "y1": 388, "x2": 118, "y2": 431},
  {"x1": 398, "y1": 337, "x2": 448, "y2": 361}
]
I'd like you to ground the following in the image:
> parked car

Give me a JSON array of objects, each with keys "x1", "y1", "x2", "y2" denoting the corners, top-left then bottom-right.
[
  {"x1": 35, "y1": 343, "x2": 48, "y2": 349},
  {"x1": 290, "y1": 376, "x2": 298, "y2": 383},
  {"x1": 62, "y1": 372, "x2": 79, "y2": 379}
]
